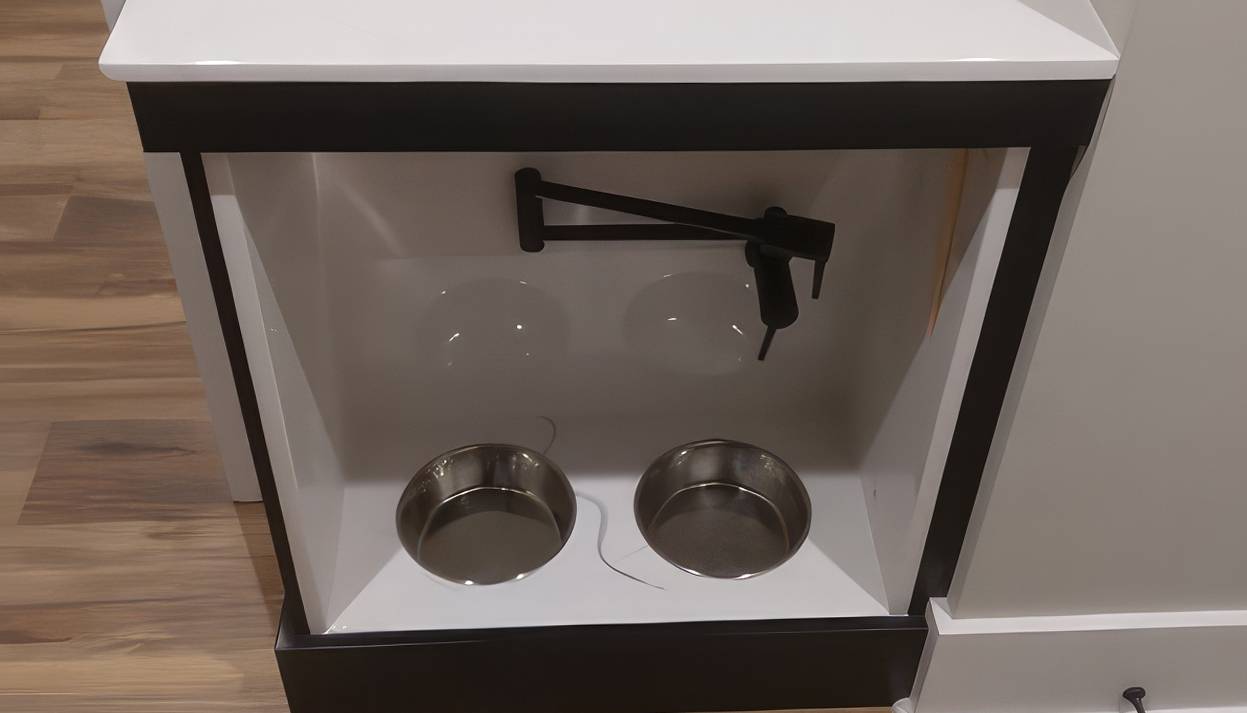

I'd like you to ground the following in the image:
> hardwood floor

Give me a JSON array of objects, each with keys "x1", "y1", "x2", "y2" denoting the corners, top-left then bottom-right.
[
  {"x1": 0, "y1": 3, "x2": 884, "y2": 712},
  {"x1": 0, "y1": 1, "x2": 285, "y2": 710}
]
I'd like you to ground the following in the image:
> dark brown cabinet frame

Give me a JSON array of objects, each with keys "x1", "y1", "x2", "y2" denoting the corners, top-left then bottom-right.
[{"x1": 133, "y1": 78, "x2": 1107, "y2": 712}]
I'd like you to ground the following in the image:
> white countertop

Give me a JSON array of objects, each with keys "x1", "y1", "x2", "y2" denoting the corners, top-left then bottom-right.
[{"x1": 100, "y1": 0, "x2": 1118, "y2": 83}]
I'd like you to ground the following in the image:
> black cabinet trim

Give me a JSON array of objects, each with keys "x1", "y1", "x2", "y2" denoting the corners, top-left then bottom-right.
[
  {"x1": 135, "y1": 80, "x2": 1107, "y2": 152},
  {"x1": 907, "y1": 146, "x2": 1080, "y2": 614},
  {"x1": 181, "y1": 153, "x2": 309, "y2": 633}
]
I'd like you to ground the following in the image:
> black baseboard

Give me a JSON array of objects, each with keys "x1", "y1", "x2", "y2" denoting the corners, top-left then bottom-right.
[{"x1": 276, "y1": 606, "x2": 927, "y2": 713}]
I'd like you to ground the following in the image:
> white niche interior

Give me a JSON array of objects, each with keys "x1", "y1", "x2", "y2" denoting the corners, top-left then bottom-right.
[{"x1": 204, "y1": 147, "x2": 1026, "y2": 634}]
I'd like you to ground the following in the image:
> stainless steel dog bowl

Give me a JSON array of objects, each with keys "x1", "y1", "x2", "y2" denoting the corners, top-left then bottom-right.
[
  {"x1": 634, "y1": 440, "x2": 811, "y2": 579},
  {"x1": 396, "y1": 444, "x2": 576, "y2": 585}
]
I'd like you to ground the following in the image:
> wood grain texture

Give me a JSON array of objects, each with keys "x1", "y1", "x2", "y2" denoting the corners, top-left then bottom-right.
[
  {"x1": 0, "y1": 323, "x2": 199, "y2": 384},
  {"x1": 0, "y1": 421, "x2": 51, "y2": 525},
  {"x1": 0, "y1": 242, "x2": 176, "y2": 298},
  {"x1": 0, "y1": 518, "x2": 285, "y2": 711},
  {"x1": 53, "y1": 194, "x2": 164, "y2": 243},
  {"x1": 19, "y1": 419, "x2": 232, "y2": 525},
  {"x1": 0, "y1": 1, "x2": 288, "y2": 710},
  {"x1": 0, "y1": 194, "x2": 68, "y2": 240},
  {"x1": 235, "y1": 502, "x2": 285, "y2": 626}
]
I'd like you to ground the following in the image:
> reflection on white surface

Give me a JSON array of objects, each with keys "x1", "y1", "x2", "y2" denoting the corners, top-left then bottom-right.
[
  {"x1": 623, "y1": 272, "x2": 757, "y2": 376},
  {"x1": 414, "y1": 277, "x2": 569, "y2": 375}
]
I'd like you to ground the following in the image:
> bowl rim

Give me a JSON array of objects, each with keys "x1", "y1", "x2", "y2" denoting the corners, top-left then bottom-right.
[
  {"x1": 632, "y1": 438, "x2": 812, "y2": 579},
  {"x1": 395, "y1": 442, "x2": 577, "y2": 585}
]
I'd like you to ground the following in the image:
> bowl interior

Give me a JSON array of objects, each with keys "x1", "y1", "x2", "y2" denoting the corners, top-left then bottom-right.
[
  {"x1": 635, "y1": 440, "x2": 811, "y2": 578},
  {"x1": 396, "y1": 444, "x2": 575, "y2": 584}
]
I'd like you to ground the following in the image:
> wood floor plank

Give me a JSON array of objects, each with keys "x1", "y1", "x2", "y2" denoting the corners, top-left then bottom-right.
[
  {"x1": 0, "y1": 163, "x2": 77, "y2": 195},
  {"x1": 235, "y1": 503, "x2": 285, "y2": 627},
  {"x1": 0, "y1": 61, "x2": 63, "y2": 82},
  {"x1": 45, "y1": 60, "x2": 134, "y2": 119},
  {"x1": 0, "y1": 162, "x2": 150, "y2": 200},
  {"x1": 0, "y1": 322, "x2": 204, "y2": 422},
  {"x1": 0, "y1": 695, "x2": 287, "y2": 712},
  {"x1": 53, "y1": 194, "x2": 164, "y2": 244},
  {"x1": 0, "y1": 95, "x2": 40, "y2": 120},
  {"x1": 0, "y1": 322, "x2": 199, "y2": 384},
  {"x1": 0, "y1": 520, "x2": 263, "y2": 614},
  {"x1": 0, "y1": 517, "x2": 284, "y2": 710},
  {"x1": 55, "y1": 60, "x2": 111, "y2": 81},
  {"x1": 0, "y1": 193, "x2": 68, "y2": 241},
  {"x1": 0, "y1": 377, "x2": 210, "y2": 423},
  {"x1": 0, "y1": 1, "x2": 292, "y2": 709},
  {"x1": 2, "y1": 0, "x2": 110, "y2": 28},
  {"x1": 0, "y1": 242, "x2": 176, "y2": 299},
  {"x1": 0, "y1": 421, "x2": 51, "y2": 525},
  {"x1": 0, "y1": 294, "x2": 184, "y2": 331},
  {"x1": 0, "y1": 30, "x2": 104, "y2": 61},
  {"x1": 0, "y1": 518, "x2": 262, "y2": 610},
  {"x1": 19, "y1": 420, "x2": 230, "y2": 525},
  {"x1": 69, "y1": 161, "x2": 153, "y2": 200},
  {"x1": 0, "y1": 71, "x2": 133, "y2": 121},
  {"x1": 0, "y1": 119, "x2": 142, "y2": 166}
]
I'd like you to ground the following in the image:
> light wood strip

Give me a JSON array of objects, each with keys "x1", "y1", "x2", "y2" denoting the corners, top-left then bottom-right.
[
  {"x1": 0, "y1": 62, "x2": 63, "y2": 82},
  {"x1": 0, "y1": 295, "x2": 184, "y2": 331},
  {"x1": 0, "y1": 119, "x2": 142, "y2": 165},
  {"x1": 0, "y1": 377, "x2": 210, "y2": 423},
  {"x1": 0, "y1": 323, "x2": 198, "y2": 384}
]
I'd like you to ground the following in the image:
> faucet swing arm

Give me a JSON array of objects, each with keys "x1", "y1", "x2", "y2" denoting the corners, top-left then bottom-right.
[{"x1": 513, "y1": 168, "x2": 836, "y2": 360}]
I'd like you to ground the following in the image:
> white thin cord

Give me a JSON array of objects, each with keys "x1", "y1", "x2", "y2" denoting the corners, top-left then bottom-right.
[
  {"x1": 576, "y1": 494, "x2": 664, "y2": 591},
  {"x1": 538, "y1": 415, "x2": 663, "y2": 590}
]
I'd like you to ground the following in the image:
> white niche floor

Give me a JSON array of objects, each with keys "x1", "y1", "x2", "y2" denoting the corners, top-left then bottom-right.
[{"x1": 325, "y1": 418, "x2": 890, "y2": 634}]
